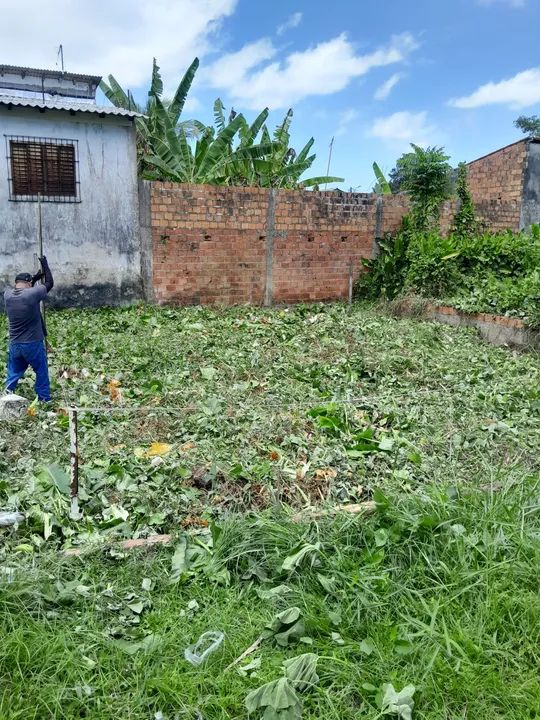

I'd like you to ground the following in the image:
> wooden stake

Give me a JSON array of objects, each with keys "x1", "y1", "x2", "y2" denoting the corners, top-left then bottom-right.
[{"x1": 69, "y1": 408, "x2": 80, "y2": 520}]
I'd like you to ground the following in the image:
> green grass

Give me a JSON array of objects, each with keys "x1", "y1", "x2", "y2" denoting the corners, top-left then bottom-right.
[{"x1": 1, "y1": 302, "x2": 540, "y2": 718}]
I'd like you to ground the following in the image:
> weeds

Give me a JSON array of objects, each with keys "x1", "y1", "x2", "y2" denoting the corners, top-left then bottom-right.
[{"x1": 1, "y1": 303, "x2": 539, "y2": 718}]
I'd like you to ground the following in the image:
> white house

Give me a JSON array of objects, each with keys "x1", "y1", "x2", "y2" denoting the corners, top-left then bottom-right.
[{"x1": 0, "y1": 64, "x2": 143, "y2": 306}]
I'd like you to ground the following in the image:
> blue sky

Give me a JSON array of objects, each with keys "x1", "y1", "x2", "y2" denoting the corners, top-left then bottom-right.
[{"x1": 2, "y1": 0, "x2": 539, "y2": 190}]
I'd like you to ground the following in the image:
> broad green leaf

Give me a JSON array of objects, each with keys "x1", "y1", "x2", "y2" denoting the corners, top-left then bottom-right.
[
  {"x1": 373, "y1": 162, "x2": 392, "y2": 194},
  {"x1": 245, "y1": 677, "x2": 301, "y2": 718},
  {"x1": 114, "y1": 633, "x2": 161, "y2": 655},
  {"x1": 128, "y1": 601, "x2": 144, "y2": 615},
  {"x1": 359, "y1": 638, "x2": 376, "y2": 656},
  {"x1": 263, "y1": 607, "x2": 305, "y2": 647},
  {"x1": 380, "y1": 683, "x2": 416, "y2": 720},
  {"x1": 284, "y1": 653, "x2": 319, "y2": 691},
  {"x1": 38, "y1": 464, "x2": 70, "y2": 495},
  {"x1": 281, "y1": 542, "x2": 321, "y2": 572},
  {"x1": 201, "y1": 367, "x2": 217, "y2": 380},
  {"x1": 169, "y1": 536, "x2": 188, "y2": 584},
  {"x1": 256, "y1": 585, "x2": 292, "y2": 600}
]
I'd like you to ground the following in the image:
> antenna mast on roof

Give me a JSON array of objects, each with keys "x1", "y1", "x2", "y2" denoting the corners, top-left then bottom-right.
[
  {"x1": 56, "y1": 44, "x2": 65, "y2": 72},
  {"x1": 324, "y1": 136, "x2": 334, "y2": 190}
]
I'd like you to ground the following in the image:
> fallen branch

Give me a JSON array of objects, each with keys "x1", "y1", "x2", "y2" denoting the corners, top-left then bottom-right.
[
  {"x1": 292, "y1": 500, "x2": 376, "y2": 522},
  {"x1": 62, "y1": 502, "x2": 376, "y2": 556},
  {"x1": 64, "y1": 533, "x2": 173, "y2": 556},
  {"x1": 224, "y1": 636, "x2": 263, "y2": 672}
]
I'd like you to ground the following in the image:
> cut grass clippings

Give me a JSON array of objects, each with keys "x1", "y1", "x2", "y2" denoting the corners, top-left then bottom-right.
[
  {"x1": 1, "y1": 482, "x2": 539, "y2": 719},
  {"x1": 1, "y1": 301, "x2": 540, "y2": 718}
]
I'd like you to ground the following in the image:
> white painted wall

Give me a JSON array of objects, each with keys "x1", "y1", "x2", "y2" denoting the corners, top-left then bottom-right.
[{"x1": 0, "y1": 107, "x2": 141, "y2": 307}]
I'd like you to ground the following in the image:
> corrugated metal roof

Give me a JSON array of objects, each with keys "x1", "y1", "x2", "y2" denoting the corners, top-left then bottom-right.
[
  {"x1": 0, "y1": 64, "x2": 101, "y2": 83},
  {"x1": 0, "y1": 95, "x2": 142, "y2": 118}
]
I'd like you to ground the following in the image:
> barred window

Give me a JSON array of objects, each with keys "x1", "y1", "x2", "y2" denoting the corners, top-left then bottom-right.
[{"x1": 6, "y1": 136, "x2": 80, "y2": 202}]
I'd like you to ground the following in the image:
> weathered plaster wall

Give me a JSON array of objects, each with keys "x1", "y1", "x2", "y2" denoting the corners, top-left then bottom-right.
[
  {"x1": 0, "y1": 107, "x2": 141, "y2": 307},
  {"x1": 521, "y1": 140, "x2": 540, "y2": 230}
]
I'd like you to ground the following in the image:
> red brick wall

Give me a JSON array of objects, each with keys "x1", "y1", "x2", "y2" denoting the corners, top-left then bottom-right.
[
  {"x1": 152, "y1": 184, "x2": 268, "y2": 305},
  {"x1": 150, "y1": 140, "x2": 530, "y2": 306},
  {"x1": 466, "y1": 139, "x2": 527, "y2": 232},
  {"x1": 270, "y1": 190, "x2": 376, "y2": 303},
  {"x1": 151, "y1": 183, "x2": 396, "y2": 305}
]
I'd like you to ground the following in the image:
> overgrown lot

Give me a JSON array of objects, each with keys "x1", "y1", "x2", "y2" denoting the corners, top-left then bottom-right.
[
  {"x1": 357, "y1": 226, "x2": 540, "y2": 327},
  {"x1": 1, "y1": 303, "x2": 539, "y2": 719}
]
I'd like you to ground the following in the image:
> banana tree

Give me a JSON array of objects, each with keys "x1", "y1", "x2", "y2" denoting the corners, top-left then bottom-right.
[
  {"x1": 100, "y1": 58, "x2": 202, "y2": 170},
  {"x1": 142, "y1": 98, "x2": 275, "y2": 185},
  {"x1": 209, "y1": 103, "x2": 343, "y2": 188},
  {"x1": 372, "y1": 162, "x2": 392, "y2": 194}
]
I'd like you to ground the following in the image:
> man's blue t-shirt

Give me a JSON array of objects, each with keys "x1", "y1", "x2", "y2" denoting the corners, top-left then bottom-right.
[{"x1": 4, "y1": 285, "x2": 47, "y2": 343}]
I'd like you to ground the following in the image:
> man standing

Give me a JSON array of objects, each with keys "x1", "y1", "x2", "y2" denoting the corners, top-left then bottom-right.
[{"x1": 4, "y1": 256, "x2": 54, "y2": 402}]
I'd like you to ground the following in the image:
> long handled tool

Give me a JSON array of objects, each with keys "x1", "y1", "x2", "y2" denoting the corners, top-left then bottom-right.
[{"x1": 35, "y1": 195, "x2": 52, "y2": 353}]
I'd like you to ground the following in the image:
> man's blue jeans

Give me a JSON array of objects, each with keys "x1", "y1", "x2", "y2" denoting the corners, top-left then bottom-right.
[{"x1": 5, "y1": 341, "x2": 51, "y2": 402}]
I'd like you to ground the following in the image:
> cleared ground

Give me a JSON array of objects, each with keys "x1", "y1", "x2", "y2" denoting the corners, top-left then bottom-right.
[{"x1": 1, "y1": 303, "x2": 539, "y2": 719}]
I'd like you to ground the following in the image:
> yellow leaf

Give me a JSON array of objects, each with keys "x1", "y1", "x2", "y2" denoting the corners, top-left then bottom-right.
[
  {"x1": 107, "y1": 378, "x2": 123, "y2": 403},
  {"x1": 145, "y1": 442, "x2": 172, "y2": 458}
]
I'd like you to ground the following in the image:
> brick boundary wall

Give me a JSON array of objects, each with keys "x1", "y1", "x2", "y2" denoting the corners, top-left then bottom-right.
[
  {"x1": 150, "y1": 183, "x2": 409, "y2": 306},
  {"x1": 147, "y1": 140, "x2": 537, "y2": 307},
  {"x1": 393, "y1": 299, "x2": 540, "y2": 350},
  {"x1": 466, "y1": 139, "x2": 529, "y2": 232}
]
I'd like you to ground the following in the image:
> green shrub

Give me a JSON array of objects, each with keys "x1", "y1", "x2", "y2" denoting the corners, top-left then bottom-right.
[
  {"x1": 458, "y1": 228, "x2": 540, "y2": 277},
  {"x1": 357, "y1": 223, "x2": 540, "y2": 326},
  {"x1": 405, "y1": 231, "x2": 463, "y2": 297},
  {"x1": 449, "y1": 270, "x2": 540, "y2": 325},
  {"x1": 355, "y1": 230, "x2": 410, "y2": 301},
  {"x1": 452, "y1": 162, "x2": 477, "y2": 238}
]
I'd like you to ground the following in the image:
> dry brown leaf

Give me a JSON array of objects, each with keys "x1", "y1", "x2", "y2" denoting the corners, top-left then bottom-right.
[
  {"x1": 181, "y1": 515, "x2": 210, "y2": 529},
  {"x1": 107, "y1": 378, "x2": 123, "y2": 403},
  {"x1": 315, "y1": 468, "x2": 338, "y2": 480},
  {"x1": 145, "y1": 442, "x2": 172, "y2": 457}
]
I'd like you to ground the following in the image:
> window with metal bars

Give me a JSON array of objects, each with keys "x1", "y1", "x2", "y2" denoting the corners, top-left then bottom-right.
[{"x1": 6, "y1": 136, "x2": 80, "y2": 202}]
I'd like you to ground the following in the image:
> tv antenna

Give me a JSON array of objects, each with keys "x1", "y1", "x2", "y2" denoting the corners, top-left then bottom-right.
[
  {"x1": 56, "y1": 44, "x2": 65, "y2": 72},
  {"x1": 324, "y1": 136, "x2": 334, "y2": 190}
]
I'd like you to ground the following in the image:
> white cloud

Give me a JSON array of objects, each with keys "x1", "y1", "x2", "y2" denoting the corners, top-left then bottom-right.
[
  {"x1": 449, "y1": 67, "x2": 540, "y2": 109},
  {"x1": 335, "y1": 109, "x2": 360, "y2": 136},
  {"x1": 204, "y1": 32, "x2": 418, "y2": 110},
  {"x1": 0, "y1": 0, "x2": 237, "y2": 89},
  {"x1": 374, "y1": 73, "x2": 403, "y2": 100},
  {"x1": 277, "y1": 12, "x2": 303, "y2": 36},
  {"x1": 183, "y1": 96, "x2": 201, "y2": 112},
  {"x1": 477, "y1": 0, "x2": 525, "y2": 7},
  {"x1": 200, "y1": 39, "x2": 276, "y2": 89},
  {"x1": 369, "y1": 111, "x2": 437, "y2": 147}
]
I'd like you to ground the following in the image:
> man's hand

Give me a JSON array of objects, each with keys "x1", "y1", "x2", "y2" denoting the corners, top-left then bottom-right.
[
  {"x1": 31, "y1": 271, "x2": 44, "y2": 286},
  {"x1": 39, "y1": 256, "x2": 49, "y2": 268}
]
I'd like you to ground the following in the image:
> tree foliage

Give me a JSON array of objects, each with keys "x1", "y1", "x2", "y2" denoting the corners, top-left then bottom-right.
[
  {"x1": 514, "y1": 115, "x2": 540, "y2": 137},
  {"x1": 394, "y1": 145, "x2": 453, "y2": 231},
  {"x1": 452, "y1": 162, "x2": 477, "y2": 238},
  {"x1": 101, "y1": 58, "x2": 342, "y2": 188}
]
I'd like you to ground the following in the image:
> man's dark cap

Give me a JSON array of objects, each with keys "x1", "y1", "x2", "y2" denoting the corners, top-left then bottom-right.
[{"x1": 15, "y1": 272, "x2": 33, "y2": 283}]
